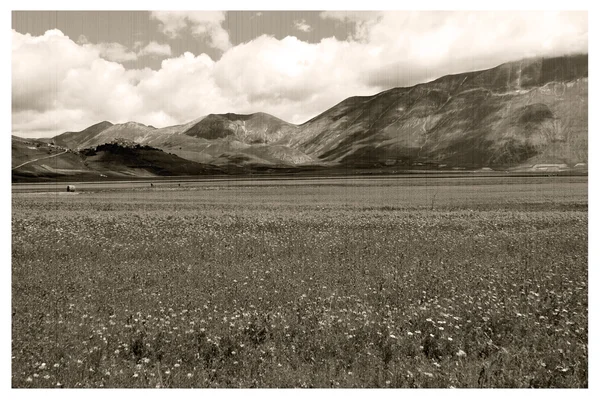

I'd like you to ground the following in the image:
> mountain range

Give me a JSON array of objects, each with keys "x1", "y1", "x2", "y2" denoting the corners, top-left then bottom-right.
[{"x1": 13, "y1": 54, "x2": 588, "y2": 180}]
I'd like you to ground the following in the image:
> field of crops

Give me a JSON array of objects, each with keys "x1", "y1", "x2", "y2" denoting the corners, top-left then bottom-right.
[{"x1": 11, "y1": 176, "x2": 588, "y2": 388}]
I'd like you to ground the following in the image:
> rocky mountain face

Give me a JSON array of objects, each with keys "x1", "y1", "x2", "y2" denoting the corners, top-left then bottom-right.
[{"x1": 44, "y1": 54, "x2": 588, "y2": 171}]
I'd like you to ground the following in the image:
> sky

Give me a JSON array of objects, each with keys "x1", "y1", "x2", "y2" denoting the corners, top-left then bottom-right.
[{"x1": 11, "y1": 10, "x2": 588, "y2": 138}]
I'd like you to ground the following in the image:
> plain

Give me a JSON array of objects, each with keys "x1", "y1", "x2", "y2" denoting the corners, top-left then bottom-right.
[{"x1": 11, "y1": 176, "x2": 588, "y2": 388}]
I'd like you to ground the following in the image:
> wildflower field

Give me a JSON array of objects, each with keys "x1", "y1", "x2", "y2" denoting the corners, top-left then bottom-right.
[{"x1": 12, "y1": 176, "x2": 588, "y2": 388}]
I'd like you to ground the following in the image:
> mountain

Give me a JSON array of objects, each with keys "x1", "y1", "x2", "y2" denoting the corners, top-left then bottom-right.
[
  {"x1": 73, "y1": 121, "x2": 158, "y2": 149},
  {"x1": 50, "y1": 113, "x2": 306, "y2": 166},
  {"x1": 29, "y1": 53, "x2": 588, "y2": 172},
  {"x1": 182, "y1": 112, "x2": 296, "y2": 143},
  {"x1": 53, "y1": 121, "x2": 113, "y2": 149},
  {"x1": 278, "y1": 54, "x2": 587, "y2": 168}
]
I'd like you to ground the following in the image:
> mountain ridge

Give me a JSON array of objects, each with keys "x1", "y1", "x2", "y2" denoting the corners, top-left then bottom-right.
[{"x1": 28, "y1": 53, "x2": 588, "y2": 172}]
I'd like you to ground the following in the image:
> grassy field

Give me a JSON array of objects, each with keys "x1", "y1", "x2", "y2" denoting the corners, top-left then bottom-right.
[{"x1": 11, "y1": 176, "x2": 588, "y2": 388}]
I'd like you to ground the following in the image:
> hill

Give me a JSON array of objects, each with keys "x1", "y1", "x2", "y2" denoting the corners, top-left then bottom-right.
[{"x1": 12, "y1": 140, "x2": 223, "y2": 182}]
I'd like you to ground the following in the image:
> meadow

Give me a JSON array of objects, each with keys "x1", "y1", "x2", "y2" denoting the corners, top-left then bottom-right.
[{"x1": 11, "y1": 176, "x2": 588, "y2": 388}]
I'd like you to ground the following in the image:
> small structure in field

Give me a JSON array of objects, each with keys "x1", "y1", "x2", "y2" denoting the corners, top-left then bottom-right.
[
  {"x1": 533, "y1": 163, "x2": 568, "y2": 171},
  {"x1": 66, "y1": 185, "x2": 76, "y2": 192}
]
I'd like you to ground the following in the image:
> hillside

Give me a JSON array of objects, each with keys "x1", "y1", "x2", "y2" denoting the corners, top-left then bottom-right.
[
  {"x1": 12, "y1": 140, "x2": 224, "y2": 182},
  {"x1": 80, "y1": 140, "x2": 224, "y2": 176},
  {"x1": 12, "y1": 136, "x2": 69, "y2": 169}
]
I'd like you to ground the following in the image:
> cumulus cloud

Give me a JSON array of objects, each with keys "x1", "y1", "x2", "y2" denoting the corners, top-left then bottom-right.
[
  {"x1": 150, "y1": 11, "x2": 231, "y2": 51},
  {"x1": 294, "y1": 19, "x2": 313, "y2": 33},
  {"x1": 12, "y1": 11, "x2": 588, "y2": 137},
  {"x1": 13, "y1": 30, "x2": 99, "y2": 114},
  {"x1": 13, "y1": 29, "x2": 157, "y2": 135}
]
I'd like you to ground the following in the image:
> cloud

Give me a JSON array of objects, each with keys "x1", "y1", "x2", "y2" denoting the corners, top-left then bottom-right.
[
  {"x1": 150, "y1": 11, "x2": 231, "y2": 51},
  {"x1": 78, "y1": 35, "x2": 171, "y2": 62},
  {"x1": 212, "y1": 35, "x2": 376, "y2": 122},
  {"x1": 12, "y1": 29, "x2": 153, "y2": 134},
  {"x1": 87, "y1": 43, "x2": 138, "y2": 63},
  {"x1": 77, "y1": 34, "x2": 138, "y2": 62},
  {"x1": 321, "y1": 10, "x2": 588, "y2": 87},
  {"x1": 12, "y1": 11, "x2": 588, "y2": 137},
  {"x1": 294, "y1": 19, "x2": 313, "y2": 33},
  {"x1": 12, "y1": 30, "x2": 99, "y2": 113},
  {"x1": 138, "y1": 41, "x2": 172, "y2": 58}
]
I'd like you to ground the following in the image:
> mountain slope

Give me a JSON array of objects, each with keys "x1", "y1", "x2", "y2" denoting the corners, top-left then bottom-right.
[{"x1": 278, "y1": 54, "x2": 587, "y2": 168}]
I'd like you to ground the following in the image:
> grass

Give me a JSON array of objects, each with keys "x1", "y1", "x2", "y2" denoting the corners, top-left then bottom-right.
[{"x1": 11, "y1": 176, "x2": 588, "y2": 387}]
